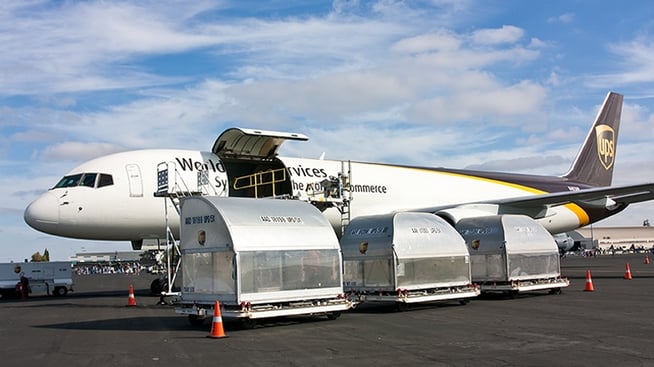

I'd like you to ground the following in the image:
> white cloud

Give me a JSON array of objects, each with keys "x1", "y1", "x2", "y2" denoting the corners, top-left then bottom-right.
[
  {"x1": 465, "y1": 155, "x2": 569, "y2": 172},
  {"x1": 391, "y1": 31, "x2": 462, "y2": 54},
  {"x1": 528, "y1": 38, "x2": 547, "y2": 49},
  {"x1": 547, "y1": 12, "x2": 575, "y2": 24},
  {"x1": 590, "y1": 38, "x2": 654, "y2": 86},
  {"x1": 0, "y1": 1, "x2": 219, "y2": 95},
  {"x1": 547, "y1": 71, "x2": 561, "y2": 86},
  {"x1": 41, "y1": 142, "x2": 126, "y2": 162},
  {"x1": 470, "y1": 25, "x2": 524, "y2": 45}
]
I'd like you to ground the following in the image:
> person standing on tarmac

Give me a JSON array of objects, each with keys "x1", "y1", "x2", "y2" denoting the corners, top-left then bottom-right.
[{"x1": 18, "y1": 272, "x2": 29, "y2": 299}]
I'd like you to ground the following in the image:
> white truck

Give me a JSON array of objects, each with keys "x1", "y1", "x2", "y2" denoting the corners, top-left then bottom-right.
[{"x1": 0, "y1": 261, "x2": 73, "y2": 298}]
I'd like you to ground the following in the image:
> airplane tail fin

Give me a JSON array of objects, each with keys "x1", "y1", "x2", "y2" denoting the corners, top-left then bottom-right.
[{"x1": 563, "y1": 92, "x2": 623, "y2": 187}]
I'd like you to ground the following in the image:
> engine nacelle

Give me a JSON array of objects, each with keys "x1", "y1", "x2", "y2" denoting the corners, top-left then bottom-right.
[
  {"x1": 434, "y1": 204, "x2": 500, "y2": 226},
  {"x1": 552, "y1": 233, "x2": 575, "y2": 252}
]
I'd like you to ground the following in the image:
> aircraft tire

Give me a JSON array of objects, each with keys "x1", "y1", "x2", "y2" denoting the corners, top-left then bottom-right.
[{"x1": 150, "y1": 279, "x2": 166, "y2": 295}]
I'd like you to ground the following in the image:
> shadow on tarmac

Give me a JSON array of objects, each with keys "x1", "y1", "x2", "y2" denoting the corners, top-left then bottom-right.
[{"x1": 34, "y1": 316, "x2": 190, "y2": 331}]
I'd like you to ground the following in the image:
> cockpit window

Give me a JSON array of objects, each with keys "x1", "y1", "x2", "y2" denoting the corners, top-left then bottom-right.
[
  {"x1": 81, "y1": 173, "x2": 97, "y2": 187},
  {"x1": 98, "y1": 174, "x2": 113, "y2": 188},
  {"x1": 53, "y1": 173, "x2": 113, "y2": 189},
  {"x1": 54, "y1": 174, "x2": 83, "y2": 188}
]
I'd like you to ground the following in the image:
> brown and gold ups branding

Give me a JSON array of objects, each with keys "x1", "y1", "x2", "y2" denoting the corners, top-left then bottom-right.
[{"x1": 595, "y1": 124, "x2": 615, "y2": 170}]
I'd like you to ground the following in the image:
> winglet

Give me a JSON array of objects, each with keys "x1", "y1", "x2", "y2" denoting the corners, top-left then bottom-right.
[{"x1": 563, "y1": 92, "x2": 623, "y2": 187}]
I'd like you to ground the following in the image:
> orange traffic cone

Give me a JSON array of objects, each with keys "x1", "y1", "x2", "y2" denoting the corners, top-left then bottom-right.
[
  {"x1": 127, "y1": 284, "x2": 137, "y2": 306},
  {"x1": 624, "y1": 263, "x2": 633, "y2": 280},
  {"x1": 645, "y1": 255, "x2": 650, "y2": 265},
  {"x1": 584, "y1": 270, "x2": 594, "y2": 292},
  {"x1": 207, "y1": 300, "x2": 227, "y2": 339}
]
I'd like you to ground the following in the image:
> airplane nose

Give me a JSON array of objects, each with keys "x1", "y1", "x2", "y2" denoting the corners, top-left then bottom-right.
[{"x1": 24, "y1": 192, "x2": 59, "y2": 231}]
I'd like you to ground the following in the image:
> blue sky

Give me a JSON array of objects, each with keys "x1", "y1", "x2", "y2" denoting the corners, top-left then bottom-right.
[{"x1": 2, "y1": 0, "x2": 654, "y2": 261}]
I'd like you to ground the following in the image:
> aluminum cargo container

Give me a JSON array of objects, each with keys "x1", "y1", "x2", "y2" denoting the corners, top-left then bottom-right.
[
  {"x1": 175, "y1": 196, "x2": 351, "y2": 326},
  {"x1": 456, "y1": 215, "x2": 569, "y2": 295},
  {"x1": 341, "y1": 212, "x2": 479, "y2": 309}
]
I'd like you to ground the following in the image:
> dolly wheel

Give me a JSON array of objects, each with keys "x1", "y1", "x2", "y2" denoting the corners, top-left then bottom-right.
[
  {"x1": 549, "y1": 288, "x2": 562, "y2": 295},
  {"x1": 188, "y1": 315, "x2": 205, "y2": 326},
  {"x1": 327, "y1": 312, "x2": 341, "y2": 320},
  {"x1": 240, "y1": 318, "x2": 257, "y2": 330},
  {"x1": 396, "y1": 302, "x2": 409, "y2": 312}
]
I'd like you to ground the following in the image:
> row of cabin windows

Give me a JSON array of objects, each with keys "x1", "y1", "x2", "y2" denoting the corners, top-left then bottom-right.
[{"x1": 53, "y1": 173, "x2": 114, "y2": 189}]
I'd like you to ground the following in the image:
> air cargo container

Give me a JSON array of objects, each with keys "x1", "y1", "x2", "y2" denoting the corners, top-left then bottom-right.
[
  {"x1": 341, "y1": 212, "x2": 479, "y2": 310},
  {"x1": 175, "y1": 196, "x2": 352, "y2": 327},
  {"x1": 456, "y1": 215, "x2": 569, "y2": 296}
]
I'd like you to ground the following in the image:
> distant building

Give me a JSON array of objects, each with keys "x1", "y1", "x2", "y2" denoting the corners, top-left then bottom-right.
[
  {"x1": 69, "y1": 251, "x2": 142, "y2": 263},
  {"x1": 573, "y1": 226, "x2": 654, "y2": 251}
]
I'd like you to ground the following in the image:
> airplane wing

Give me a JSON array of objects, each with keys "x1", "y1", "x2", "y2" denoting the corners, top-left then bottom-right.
[
  {"x1": 495, "y1": 182, "x2": 654, "y2": 209},
  {"x1": 415, "y1": 182, "x2": 654, "y2": 219}
]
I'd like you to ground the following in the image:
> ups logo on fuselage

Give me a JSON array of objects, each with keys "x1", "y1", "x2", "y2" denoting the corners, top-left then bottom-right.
[{"x1": 595, "y1": 124, "x2": 615, "y2": 170}]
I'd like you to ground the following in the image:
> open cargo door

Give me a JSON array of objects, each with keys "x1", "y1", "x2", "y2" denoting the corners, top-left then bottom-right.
[
  {"x1": 211, "y1": 128, "x2": 309, "y2": 198},
  {"x1": 212, "y1": 128, "x2": 308, "y2": 160}
]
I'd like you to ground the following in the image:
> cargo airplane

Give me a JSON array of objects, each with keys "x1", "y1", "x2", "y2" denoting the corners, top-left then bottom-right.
[{"x1": 24, "y1": 92, "x2": 654, "y2": 253}]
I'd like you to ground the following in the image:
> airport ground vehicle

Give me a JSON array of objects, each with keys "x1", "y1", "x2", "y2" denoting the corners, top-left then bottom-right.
[{"x1": 0, "y1": 261, "x2": 73, "y2": 298}]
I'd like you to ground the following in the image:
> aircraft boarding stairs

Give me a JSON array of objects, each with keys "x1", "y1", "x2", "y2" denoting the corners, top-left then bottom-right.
[
  {"x1": 152, "y1": 162, "x2": 223, "y2": 298},
  {"x1": 152, "y1": 160, "x2": 353, "y2": 299}
]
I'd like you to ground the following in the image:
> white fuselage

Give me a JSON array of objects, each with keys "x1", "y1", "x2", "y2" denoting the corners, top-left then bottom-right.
[{"x1": 24, "y1": 149, "x2": 585, "y2": 245}]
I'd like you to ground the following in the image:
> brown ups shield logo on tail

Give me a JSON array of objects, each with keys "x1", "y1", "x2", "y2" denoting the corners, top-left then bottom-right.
[{"x1": 595, "y1": 124, "x2": 615, "y2": 170}]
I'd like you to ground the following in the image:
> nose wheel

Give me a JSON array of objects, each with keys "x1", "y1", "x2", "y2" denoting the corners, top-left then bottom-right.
[{"x1": 150, "y1": 278, "x2": 168, "y2": 295}]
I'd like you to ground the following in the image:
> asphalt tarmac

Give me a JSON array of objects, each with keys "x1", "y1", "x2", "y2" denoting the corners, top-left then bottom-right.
[{"x1": 1, "y1": 253, "x2": 654, "y2": 367}]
